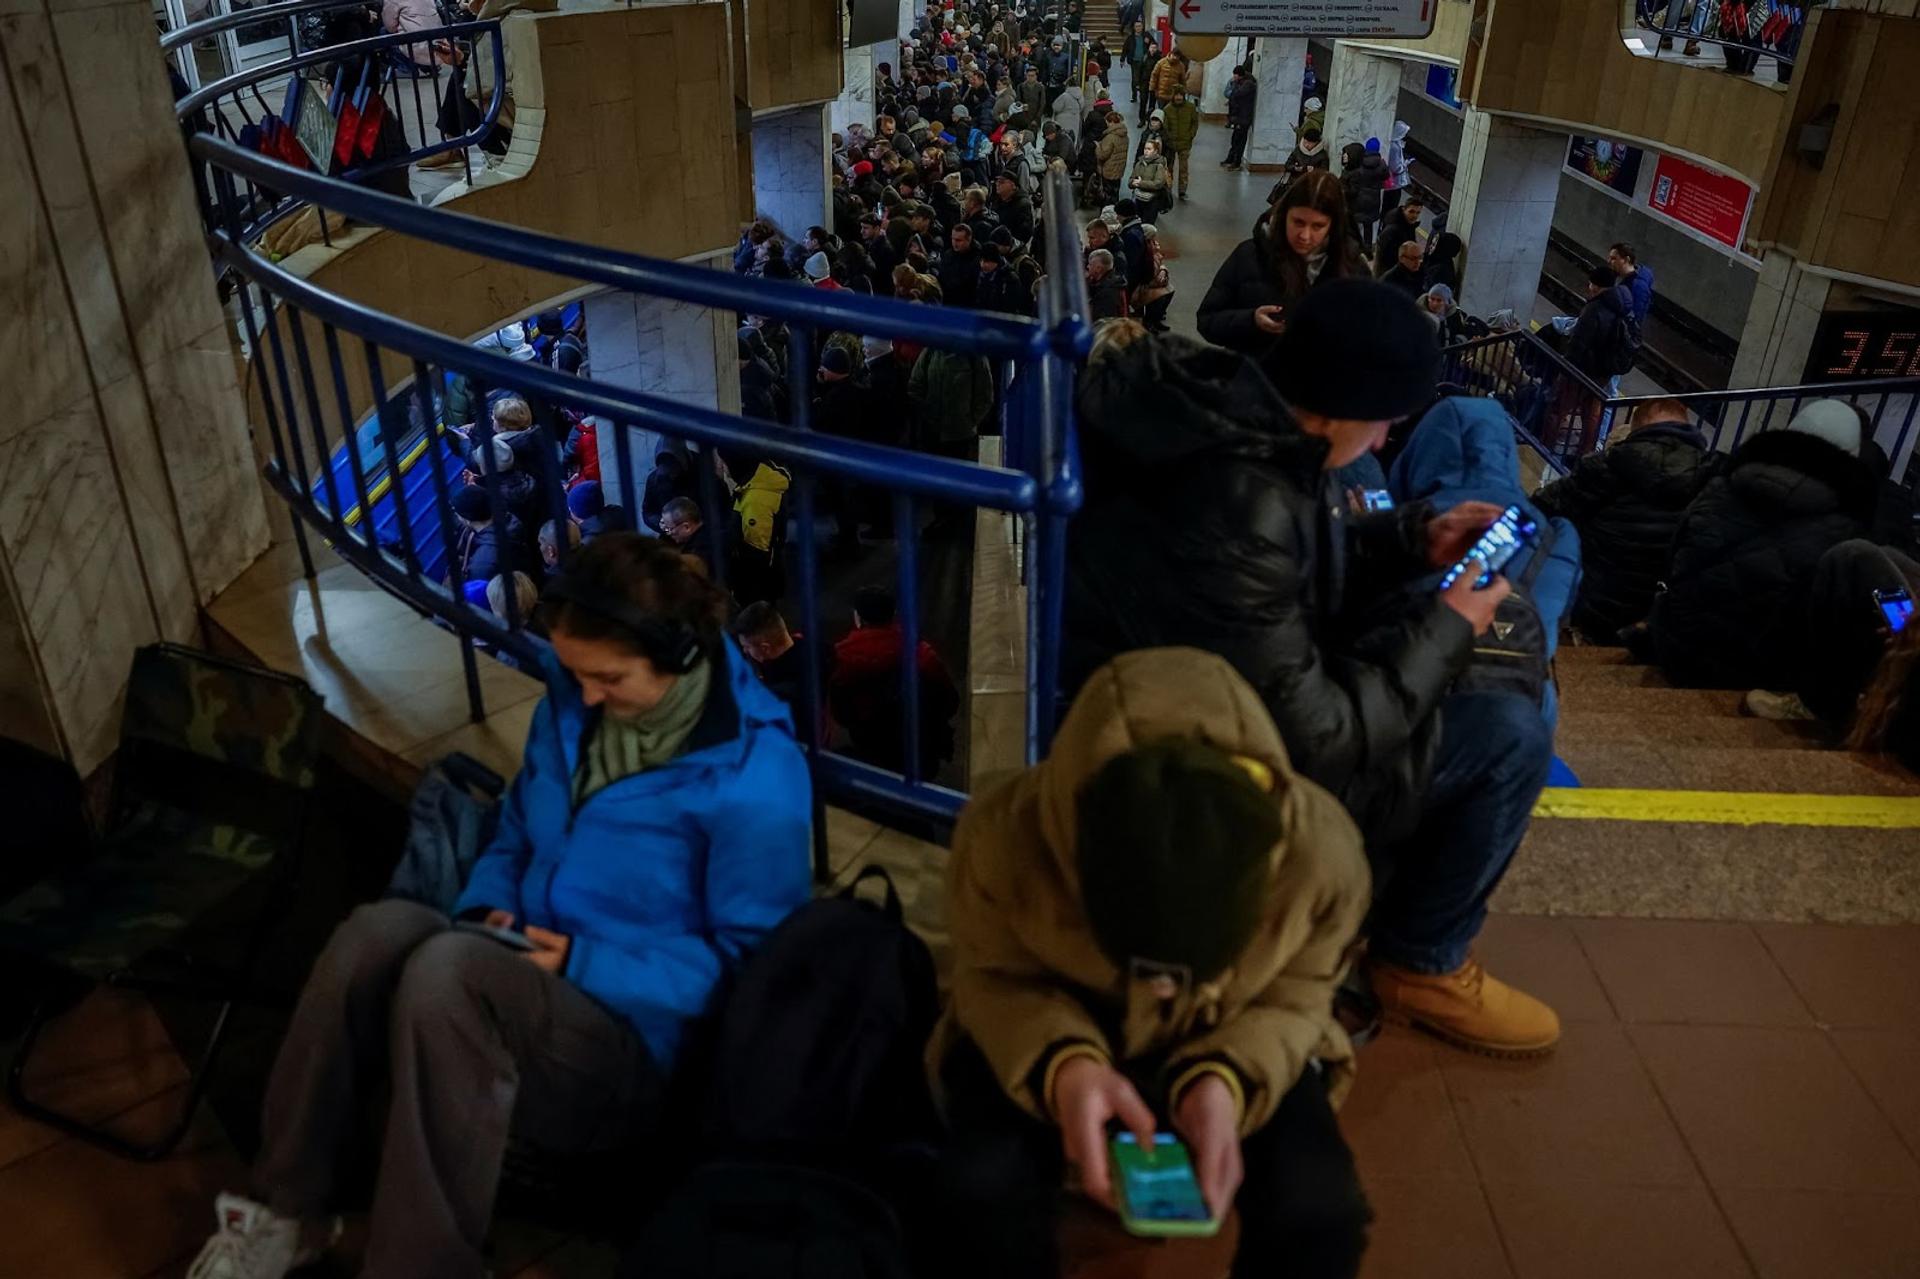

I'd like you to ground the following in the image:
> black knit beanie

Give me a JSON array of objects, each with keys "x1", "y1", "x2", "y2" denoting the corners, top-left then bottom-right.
[
  {"x1": 1076, "y1": 739, "x2": 1282, "y2": 981},
  {"x1": 1269, "y1": 278, "x2": 1440, "y2": 421}
]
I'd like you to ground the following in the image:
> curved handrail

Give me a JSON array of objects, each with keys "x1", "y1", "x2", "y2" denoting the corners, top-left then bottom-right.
[
  {"x1": 176, "y1": 20, "x2": 503, "y2": 121},
  {"x1": 160, "y1": 0, "x2": 377, "y2": 51},
  {"x1": 193, "y1": 134, "x2": 1066, "y2": 359}
]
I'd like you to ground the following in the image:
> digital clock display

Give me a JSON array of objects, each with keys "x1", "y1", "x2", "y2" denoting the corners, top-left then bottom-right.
[{"x1": 1803, "y1": 309, "x2": 1920, "y2": 382}]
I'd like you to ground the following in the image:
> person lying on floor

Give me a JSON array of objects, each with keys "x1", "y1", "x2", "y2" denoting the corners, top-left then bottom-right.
[
  {"x1": 927, "y1": 647, "x2": 1374, "y2": 1279},
  {"x1": 187, "y1": 535, "x2": 813, "y2": 1279}
]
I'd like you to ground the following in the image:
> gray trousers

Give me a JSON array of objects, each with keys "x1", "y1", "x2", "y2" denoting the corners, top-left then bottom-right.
[{"x1": 252, "y1": 899, "x2": 659, "y2": 1278}]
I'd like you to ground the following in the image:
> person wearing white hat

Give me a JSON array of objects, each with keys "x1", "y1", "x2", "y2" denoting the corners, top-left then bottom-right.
[{"x1": 1647, "y1": 397, "x2": 1881, "y2": 693}]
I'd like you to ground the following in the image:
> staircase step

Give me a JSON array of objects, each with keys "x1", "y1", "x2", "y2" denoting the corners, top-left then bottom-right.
[
  {"x1": 1555, "y1": 663, "x2": 1676, "y2": 689},
  {"x1": 1558, "y1": 685, "x2": 1747, "y2": 717},
  {"x1": 1557, "y1": 712, "x2": 1828, "y2": 751},
  {"x1": 1555, "y1": 645, "x2": 1636, "y2": 665},
  {"x1": 1498, "y1": 818, "x2": 1920, "y2": 922},
  {"x1": 1554, "y1": 744, "x2": 1920, "y2": 796}
]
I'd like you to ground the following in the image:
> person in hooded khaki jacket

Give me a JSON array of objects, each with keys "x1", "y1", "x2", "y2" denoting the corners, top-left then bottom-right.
[{"x1": 926, "y1": 648, "x2": 1373, "y2": 1278}]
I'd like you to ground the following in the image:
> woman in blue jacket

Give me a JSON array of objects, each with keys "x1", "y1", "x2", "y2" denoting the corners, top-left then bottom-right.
[{"x1": 189, "y1": 535, "x2": 813, "y2": 1279}]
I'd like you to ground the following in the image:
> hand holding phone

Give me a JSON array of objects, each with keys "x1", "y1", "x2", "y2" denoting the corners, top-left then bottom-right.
[
  {"x1": 1435, "y1": 504, "x2": 1539, "y2": 590},
  {"x1": 1440, "y1": 567, "x2": 1512, "y2": 636},
  {"x1": 1110, "y1": 1133, "x2": 1221, "y2": 1237},
  {"x1": 1874, "y1": 588, "x2": 1913, "y2": 634},
  {"x1": 454, "y1": 919, "x2": 536, "y2": 951},
  {"x1": 1253, "y1": 305, "x2": 1286, "y2": 335},
  {"x1": 1053, "y1": 1055, "x2": 1156, "y2": 1211}
]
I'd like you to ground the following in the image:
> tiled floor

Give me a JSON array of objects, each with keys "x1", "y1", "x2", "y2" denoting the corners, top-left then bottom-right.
[
  {"x1": 1348, "y1": 913, "x2": 1920, "y2": 1279},
  {"x1": 8, "y1": 914, "x2": 1920, "y2": 1279}
]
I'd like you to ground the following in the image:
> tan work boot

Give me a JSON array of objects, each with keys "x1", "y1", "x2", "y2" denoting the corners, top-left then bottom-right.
[{"x1": 1370, "y1": 955, "x2": 1561, "y2": 1057}]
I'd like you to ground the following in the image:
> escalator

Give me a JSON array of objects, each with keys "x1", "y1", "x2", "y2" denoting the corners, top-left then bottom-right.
[{"x1": 312, "y1": 393, "x2": 464, "y2": 584}]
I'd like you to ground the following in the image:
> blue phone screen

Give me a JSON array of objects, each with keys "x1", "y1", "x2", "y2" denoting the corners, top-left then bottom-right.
[
  {"x1": 1437, "y1": 505, "x2": 1539, "y2": 591},
  {"x1": 1880, "y1": 592, "x2": 1914, "y2": 633},
  {"x1": 1113, "y1": 1134, "x2": 1210, "y2": 1222}
]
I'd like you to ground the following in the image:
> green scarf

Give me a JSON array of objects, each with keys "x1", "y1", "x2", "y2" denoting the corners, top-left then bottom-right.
[{"x1": 573, "y1": 657, "x2": 713, "y2": 803}]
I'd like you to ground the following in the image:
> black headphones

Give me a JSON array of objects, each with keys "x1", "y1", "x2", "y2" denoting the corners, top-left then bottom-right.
[{"x1": 540, "y1": 577, "x2": 706, "y2": 675}]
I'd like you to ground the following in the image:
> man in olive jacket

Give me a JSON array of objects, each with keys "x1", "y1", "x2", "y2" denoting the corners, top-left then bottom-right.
[
  {"x1": 1158, "y1": 87, "x2": 1200, "y2": 202},
  {"x1": 928, "y1": 648, "x2": 1373, "y2": 1278}
]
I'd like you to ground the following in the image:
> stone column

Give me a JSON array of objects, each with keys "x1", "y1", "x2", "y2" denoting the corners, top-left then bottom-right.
[
  {"x1": 831, "y1": 42, "x2": 877, "y2": 136},
  {"x1": 1447, "y1": 107, "x2": 1567, "y2": 322},
  {"x1": 1198, "y1": 54, "x2": 1229, "y2": 117},
  {"x1": 1246, "y1": 38, "x2": 1306, "y2": 170},
  {"x1": 1321, "y1": 42, "x2": 1401, "y2": 158},
  {"x1": 1730, "y1": 251, "x2": 1833, "y2": 392},
  {"x1": 750, "y1": 104, "x2": 832, "y2": 243},
  {"x1": 0, "y1": 0, "x2": 269, "y2": 773},
  {"x1": 584, "y1": 264, "x2": 736, "y2": 515}
]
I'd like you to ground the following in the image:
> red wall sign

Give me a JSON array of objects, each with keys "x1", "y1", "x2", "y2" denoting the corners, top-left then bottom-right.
[{"x1": 1647, "y1": 155, "x2": 1751, "y2": 249}]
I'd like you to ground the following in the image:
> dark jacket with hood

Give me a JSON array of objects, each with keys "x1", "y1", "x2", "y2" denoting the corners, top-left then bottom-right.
[
  {"x1": 1061, "y1": 337, "x2": 1476, "y2": 844},
  {"x1": 1534, "y1": 420, "x2": 1722, "y2": 639},
  {"x1": 1196, "y1": 213, "x2": 1366, "y2": 378},
  {"x1": 1342, "y1": 151, "x2": 1388, "y2": 222},
  {"x1": 1566, "y1": 282, "x2": 1632, "y2": 385},
  {"x1": 1648, "y1": 429, "x2": 1879, "y2": 689}
]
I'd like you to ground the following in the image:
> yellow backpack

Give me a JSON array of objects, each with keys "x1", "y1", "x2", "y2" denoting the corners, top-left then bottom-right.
[{"x1": 734, "y1": 462, "x2": 792, "y2": 555}]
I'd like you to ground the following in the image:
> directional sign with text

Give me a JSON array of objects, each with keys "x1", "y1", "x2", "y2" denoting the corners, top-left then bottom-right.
[{"x1": 1172, "y1": 0, "x2": 1437, "y2": 38}]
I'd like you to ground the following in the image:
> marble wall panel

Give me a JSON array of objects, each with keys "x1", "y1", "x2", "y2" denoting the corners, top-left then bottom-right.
[
  {"x1": 1452, "y1": 110, "x2": 1569, "y2": 323},
  {"x1": 1247, "y1": 39, "x2": 1306, "y2": 168},
  {"x1": 751, "y1": 104, "x2": 829, "y2": 239},
  {"x1": 1322, "y1": 42, "x2": 1401, "y2": 158}
]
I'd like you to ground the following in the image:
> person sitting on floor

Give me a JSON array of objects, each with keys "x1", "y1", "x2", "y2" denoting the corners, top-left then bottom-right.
[
  {"x1": 185, "y1": 536, "x2": 812, "y2": 1279},
  {"x1": 828, "y1": 586, "x2": 961, "y2": 775},
  {"x1": 927, "y1": 647, "x2": 1372, "y2": 1279}
]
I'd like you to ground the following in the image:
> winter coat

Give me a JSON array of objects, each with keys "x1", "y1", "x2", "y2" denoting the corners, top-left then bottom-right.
[
  {"x1": 642, "y1": 452, "x2": 697, "y2": 532},
  {"x1": 1122, "y1": 30, "x2": 1155, "y2": 72},
  {"x1": 1533, "y1": 421, "x2": 1720, "y2": 639},
  {"x1": 1225, "y1": 76, "x2": 1256, "y2": 126},
  {"x1": 1061, "y1": 336, "x2": 1475, "y2": 843},
  {"x1": 1565, "y1": 283, "x2": 1632, "y2": 385},
  {"x1": 1622, "y1": 264, "x2": 1655, "y2": 328},
  {"x1": 1130, "y1": 151, "x2": 1170, "y2": 196},
  {"x1": 1159, "y1": 98, "x2": 1200, "y2": 151},
  {"x1": 1648, "y1": 429, "x2": 1880, "y2": 690},
  {"x1": 927, "y1": 647, "x2": 1372, "y2": 1131},
  {"x1": 1196, "y1": 212, "x2": 1367, "y2": 377},
  {"x1": 828, "y1": 624, "x2": 960, "y2": 772},
  {"x1": 1149, "y1": 54, "x2": 1187, "y2": 100},
  {"x1": 453, "y1": 642, "x2": 812, "y2": 1070},
  {"x1": 1374, "y1": 210, "x2": 1421, "y2": 274},
  {"x1": 1387, "y1": 397, "x2": 1584, "y2": 660},
  {"x1": 1385, "y1": 120, "x2": 1411, "y2": 190},
  {"x1": 976, "y1": 260, "x2": 1032, "y2": 315},
  {"x1": 1095, "y1": 123, "x2": 1130, "y2": 179},
  {"x1": 1342, "y1": 153, "x2": 1389, "y2": 221},
  {"x1": 1016, "y1": 79, "x2": 1047, "y2": 122},
  {"x1": 1050, "y1": 85, "x2": 1085, "y2": 138},
  {"x1": 909, "y1": 347, "x2": 996, "y2": 443},
  {"x1": 1087, "y1": 270, "x2": 1126, "y2": 320}
]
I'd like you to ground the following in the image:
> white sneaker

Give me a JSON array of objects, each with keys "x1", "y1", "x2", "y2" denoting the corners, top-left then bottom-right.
[
  {"x1": 186, "y1": 1194, "x2": 311, "y2": 1279},
  {"x1": 1743, "y1": 689, "x2": 1816, "y2": 721}
]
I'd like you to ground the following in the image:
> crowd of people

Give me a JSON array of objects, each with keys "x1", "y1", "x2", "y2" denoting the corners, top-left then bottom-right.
[{"x1": 183, "y1": 10, "x2": 1919, "y2": 1278}]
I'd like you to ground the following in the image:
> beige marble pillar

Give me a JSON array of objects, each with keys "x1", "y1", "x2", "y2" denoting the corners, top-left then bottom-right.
[{"x1": 0, "y1": 0, "x2": 269, "y2": 773}]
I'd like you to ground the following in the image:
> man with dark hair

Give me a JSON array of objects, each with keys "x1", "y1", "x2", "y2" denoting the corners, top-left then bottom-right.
[
  {"x1": 1607, "y1": 241, "x2": 1655, "y2": 331},
  {"x1": 1563, "y1": 264, "x2": 1636, "y2": 454},
  {"x1": 929, "y1": 649, "x2": 1373, "y2": 1278},
  {"x1": 828, "y1": 587, "x2": 961, "y2": 774},
  {"x1": 731, "y1": 602, "x2": 826, "y2": 732},
  {"x1": 659, "y1": 496, "x2": 730, "y2": 582},
  {"x1": 1063, "y1": 281, "x2": 1562, "y2": 1056},
  {"x1": 1221, "y1": 62, "x2": 1256, "y2": 169},
  {"x1": 1534, "y1": 397, "x2": 1721, "y2": 641},
  {"x1": 1373, "y1": 196, "x2": 1425, "y2": 276}
]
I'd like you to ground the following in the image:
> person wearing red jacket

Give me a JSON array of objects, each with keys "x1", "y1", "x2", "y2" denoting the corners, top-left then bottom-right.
[{"x1": 829, "y1": 587, "x2": 961, "y2": 775}]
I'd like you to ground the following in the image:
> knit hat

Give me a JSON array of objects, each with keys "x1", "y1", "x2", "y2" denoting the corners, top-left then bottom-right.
[
  {"x1": 1785, "y1": 398, "x2": 1865, "y2": 457},
  {"x1": 980, "y1": 242, "x2": 1004, "y2": 263},
  {"x1": 1076, "y1": 738, "x2": 1282, "y2": 980},
  {"x1": 1365, "y1": 136, "x2": 1381, "y2": 153},
  {"x1": 804, "y1": 251, "x2": 832, "y2": 280},
  {"x1": 1304, "y1": 96, "x2": 1322, "y2": 111},
  {"x1": 851, "y1": 159, "x2": 875, "y2": 178},
  {"x1": 451, "y1": 485, "x2": 493, "y2": 521},
  {"x1": 820, "y1": 346, "x2": 853, "y2": 376},
  {"x1": 953, "y1": 104, "x2": 971, "y2": 121},
  {"x1": 989, "y1": 225, "x2": 1015, "y2": 247},
  {"x1": 1270, "y1": 278, "x2": 1441, "y2": 420},
  {"x1": 1426, "y1": 283, "x2": 1455, "y2": 306},
  {"x1": 1149, "y1": 109, "x2": 1164, "y2": 122},
  {"x1": 567, "y1": 480, "x2": 604, "y2": 520}
]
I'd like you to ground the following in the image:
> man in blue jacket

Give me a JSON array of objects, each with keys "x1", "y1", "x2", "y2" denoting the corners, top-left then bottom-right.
[
  {"x1": 1607, "y1": 241, "x2": 1655, "y2": 330},
  {"x1": 188, "y1": 537, "x2": 813, "y2": 1279}
]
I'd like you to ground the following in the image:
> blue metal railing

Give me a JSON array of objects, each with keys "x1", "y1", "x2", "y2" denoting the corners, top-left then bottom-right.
[
  {"x1": 185, "y1": 22, "x2": 1091, "y2": 855},
  {"x1": 1442, "y1": 328, "x2": 1920, "y2": 486}
]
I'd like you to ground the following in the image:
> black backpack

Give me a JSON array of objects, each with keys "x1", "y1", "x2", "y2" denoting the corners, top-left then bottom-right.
[
  {"x1": 1456, "y1": 519, "x2": 1557, "y2": 705},
  {"x1": 620, "y1": 868, "x2": 938, "y2": 1279},
  {"x1": 703, "y1": 865, "x2": 940, "y2": 1154},
  {"x1": 1608, "y1": 299, "x2": 1643, "y2": 377}
]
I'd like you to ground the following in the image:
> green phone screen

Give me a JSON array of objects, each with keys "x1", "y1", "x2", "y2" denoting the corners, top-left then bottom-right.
[{"x1": 1110, "y1": 1133, "x2": 1216, "y2": 1236}]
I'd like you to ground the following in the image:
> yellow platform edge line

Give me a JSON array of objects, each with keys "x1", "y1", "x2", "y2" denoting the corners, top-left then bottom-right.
[{"x1": 1533, "y1": 787, "x2": 1920, "y2": 828}]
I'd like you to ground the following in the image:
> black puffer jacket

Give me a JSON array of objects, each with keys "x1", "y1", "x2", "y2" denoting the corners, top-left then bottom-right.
[
  {"x1": 1061, "y1": 337, "x2": 1475, "y2": 844},
  {"x1": 1534, "y1": 421, "x2": 1722, "y2": 640},
  {"x1": 1648, "y1": 429, "x2": 1879, "y2": 689},
  {"x1": 1195, "y1": 213, "x2": 1366, "y2": 379}
]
